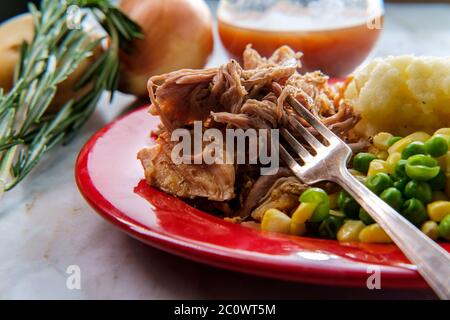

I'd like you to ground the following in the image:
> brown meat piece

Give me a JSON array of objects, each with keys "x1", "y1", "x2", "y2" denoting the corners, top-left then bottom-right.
[
  {"x1": 138, "y1": 134, "x2": 235, "y2": 201},
  {"x1": 148, "y1": 68, "x2": 218, "y2": 131}
]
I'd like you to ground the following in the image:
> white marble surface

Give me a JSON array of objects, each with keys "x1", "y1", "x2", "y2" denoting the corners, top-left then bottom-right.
[{"x1": 1, "y1": 3, "x2": 450, "y2": 300}]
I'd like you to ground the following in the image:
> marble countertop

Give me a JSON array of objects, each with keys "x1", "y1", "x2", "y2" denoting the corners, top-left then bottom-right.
[{"x1": 1, "y1": 3, "x2": 449, "y2": 300}]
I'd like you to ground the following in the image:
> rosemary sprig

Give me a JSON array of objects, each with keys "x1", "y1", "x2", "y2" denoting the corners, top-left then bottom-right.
[{"x1": 0, "y1": 0, "x2": 142, "y2": 195}]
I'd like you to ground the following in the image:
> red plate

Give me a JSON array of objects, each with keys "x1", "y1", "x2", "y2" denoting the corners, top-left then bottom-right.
[{"x1": 75, "y1": 106, "x2": 450, "y2": 289}]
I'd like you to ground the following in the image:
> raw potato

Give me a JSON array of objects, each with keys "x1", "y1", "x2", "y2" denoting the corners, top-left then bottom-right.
[
  {"x1": 345, "y1": 56, "x2": 450, "y2": 137},
  {"x1": 0, "y1": 14, "x2": 101, "y2": 112},
  {"x1": 0, "y1": 14, "x2": 33, "y2": 91}
]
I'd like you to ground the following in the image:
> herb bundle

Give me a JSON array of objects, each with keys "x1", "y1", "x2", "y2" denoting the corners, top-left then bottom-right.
[{"x1": 0, "y1": 0, "x2": 141, "y2": 195}]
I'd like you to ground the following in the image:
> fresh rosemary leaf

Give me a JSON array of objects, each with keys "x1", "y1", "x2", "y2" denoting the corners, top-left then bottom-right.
[{"x1": 0, "y1": 0, "x2": 142, "y2": 193}]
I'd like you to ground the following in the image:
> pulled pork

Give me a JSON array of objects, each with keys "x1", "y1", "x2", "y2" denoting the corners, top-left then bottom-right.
[{"x1": 138, "y1": 45, "x2": 363, "y2": 221}]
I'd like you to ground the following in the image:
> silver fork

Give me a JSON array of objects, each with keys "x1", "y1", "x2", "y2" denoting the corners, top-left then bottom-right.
[{"x1": 281, "y1": 95, "x2": 450, "y2": 299}]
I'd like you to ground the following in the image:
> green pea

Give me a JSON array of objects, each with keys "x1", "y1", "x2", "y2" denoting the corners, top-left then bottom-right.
[
  {"x1": 394, "y1": 159, "x2": 408, "y2": 180},
  {"x1": 401, "y1": 141, "x2": 427, "y2": 159},
  {"x1": 425, "y1": 134, "x2": 449, "y2": 158},
  {"x1": 405, "y1": 154, "x2": 440, "y2": 181},
  {"x1": 400, "y1": 198, "x2": 427, "y2": 226},
  {"x1": 366, "y1": 173, "x2": 393, "y2": 195},
  {"x1": 429, "y1": 169, "x2": 446, "y2": 191},
  {"x1": 404, "y1": 180, "x2": 433, "y2": 203},
  {"x1": 318, "y1": 215, "x2": 344, "y2": 239},
  {"x1": 359, "y1": 208, "x2": 375, "y2": 225},
  {"x1": 393, "y1": 178, "x2": 408, "y2": 193},
  {"x1": 438, "y1": 214, "x2": 450, "y2": 240},
  {"x1": 388, "y1": 136, "x2": 402, "y2": 147},
  {"x1": 353, "y1": 153, "x2": 377, "y2": 174},
  {"x1": 337, "y1": 190, "x2": 360, "y2": 219},
  {"x1": 380, "y1": 187, "x2": 403, "y2": 210},
  {"x1": 300, "y1": 188, "x2": 330, "y2": 223}
]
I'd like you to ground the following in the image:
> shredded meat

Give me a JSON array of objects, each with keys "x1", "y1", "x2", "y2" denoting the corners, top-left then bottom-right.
[
  {"x1": 137, "y1": 132, "x2": 235, "y2": 201},
  {"x1": 139, "y1": 45, "x2": 362, "y2": 218}
]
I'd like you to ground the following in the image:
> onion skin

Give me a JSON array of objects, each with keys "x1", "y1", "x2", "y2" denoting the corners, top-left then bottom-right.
[{"x1": 119, "y1": 0, "x2": 214, "y2": 97}]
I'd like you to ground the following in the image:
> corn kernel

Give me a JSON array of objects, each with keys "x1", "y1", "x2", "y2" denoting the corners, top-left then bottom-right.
[
  {"x1": 373, "y1": 132, "x2": 393, "y2": 151},
  {"x1": 388, "y1": 137, "x2": 412, "y2": 155},
  {"x1": 376, "y1": 150, "x2": 389, "y2": 161},
  {"x1": 337, "y1": 220, "x2": 365, "y2": 242},
  {"x1": 420, "y1": 221, "x2": 439, "y2": 240},
  {"x1": 434, "y1": 128, "x2": 450, "y2": 139},
  {"x1": 386, "y1": 152, "x2": 402, "y2": 173},
  {"x1": 367, "y1": 159, "x2": 389, "y2": 177},
  {"x1": 349, "y1": 169, "x2": 364, "y2": 176},
  {"x1": 261, "y1": 209, "x2": 291, "y2": 234},
  {"x1": 328, "y1": 193, "x2": 339, "y2": 210},
  {"x1": 290, "y1": 222, "x2": 306, "y2": 236},
  {"x1": 388, "y1": 132, "x2": 431, "y2": 155},
  {"x1": 291, "y1": 202, "x2": 317, "y2": 225},
  {"x1": 427, "y1": 201, "x2": 450, "y2": 222},
  {"x1": 405, "y1": 131, "x2": 431, "y2": 143},
  {"x1": 359, "y1": 224, "x2": 393, "y2": 243}
]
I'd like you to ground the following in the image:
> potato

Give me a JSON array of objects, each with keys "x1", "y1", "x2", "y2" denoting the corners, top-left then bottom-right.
[
  {"x1": 345, "y1": 56, "x2": 450, "y2": 137},
  {"x1": 0, "y1": 14, "x2": 101, "y2": 112},
  {"x1": 0, "y1": 14, "x2": 34, "y2": 91}
]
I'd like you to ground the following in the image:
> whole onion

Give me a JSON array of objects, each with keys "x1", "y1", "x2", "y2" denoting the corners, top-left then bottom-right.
[{"x1": 119, "y1": 0, "x2": 214, "y2": 97}]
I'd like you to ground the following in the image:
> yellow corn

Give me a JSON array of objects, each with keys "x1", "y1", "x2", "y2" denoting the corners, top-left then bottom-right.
[
  {"x1": 376, "y1": 150, "x2": 389, "y2": 161},
  {"x1": 426, "y1": 201, "x2": 450, "y2": 222},
  {"x1": 337, "y1": 220, "x2": 365, "y2": 242},
  {"x1": 290, "y1": 222, "x2": 306, "y2": 236},
  {"x1": 367, "y1": 159, "x2": 389, "y2": 177},
  {"x1": 289, "y1": 202, "x2": 317, "y2": 235},
  {"x1": 388, "y1": 137, "x2": 412, "y2": 155},
  {"x1": 291, "y1": 202, "x2": 317, "y2": 225},
  {"x1": 373, "y1": 132, "x2": 393, "y2": 151},
  {"x1": 405, "y1": 131, "x2": 431, "y2": 142},
  {"x1": 359, "y1": 224, "x2": 393, "y2": 243},
  {"x1": 330, "y1": 210, "x2": 345, "y2": 218},
  {"x1": 261, "y1": 209, "x2": 291, "y2": 234},
  {"x1": 434, "y1": 128, "x2": 450, "y2": 139},
  {"x1": 386, "y1": 152, "x2": 402, "y2": 173},
  {"x1": 420, "y1": 221, "x2": 439, "y2": 241},
  {"x1": 432, "y1": 191, "x2": 449, "y2": 202},
  {"x1": 349, "y1": 169, "x2": 364, "y2": 176},
  {"x1": 328, "y1": 192, "x2": 339, "y2": 210},
  {"x1": 387, "y1": 132, "x2": 431, "y2": 155},
  {"x1": 349, "y1": 169, "x2": 367, "y2": 184}
]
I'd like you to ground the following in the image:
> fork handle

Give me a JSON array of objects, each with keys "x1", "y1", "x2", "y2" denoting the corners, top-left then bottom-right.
[{"x1": 334, "y1": 168, "x2": 450, "y2": 299}]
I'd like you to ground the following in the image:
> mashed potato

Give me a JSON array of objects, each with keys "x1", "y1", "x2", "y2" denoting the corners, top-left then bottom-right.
[{"x1": 345, "y1": 56, "x2": 450, "y2": 137}]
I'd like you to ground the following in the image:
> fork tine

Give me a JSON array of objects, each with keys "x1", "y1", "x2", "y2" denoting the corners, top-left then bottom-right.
[
  {"x1": 288, "y1": 116, "x2": 324, "y2": 151},
  {"x1": 279, "y1": 145, "x2": 304, "y2": 176},
  {"x1": 281, "y1": 128, "x2": 312, "y2": 160},
  {"x1": 287, "y1": 95, "x2": 336, "y2": 139}
]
